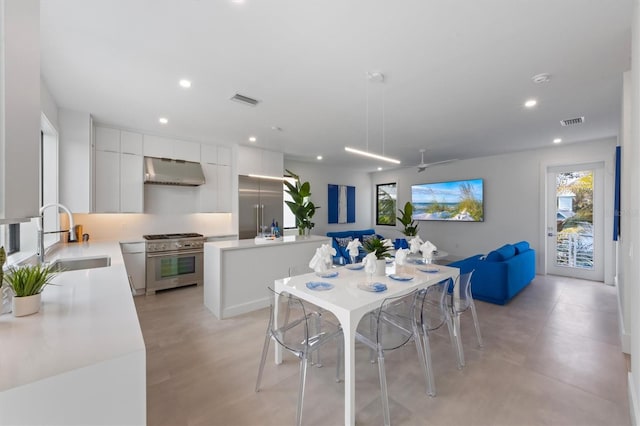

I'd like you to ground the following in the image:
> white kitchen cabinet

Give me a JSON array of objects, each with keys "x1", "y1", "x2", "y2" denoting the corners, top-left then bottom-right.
[
  {"x1": 143, "y1": 134, "x2": 174, "y2": 158},
  {"x1": 218, "y1": 146, "x2": 232, "y2": 166},
  {"x1": 201, "y1": 144, "x2": 218, "y2": 164},
  {"x1": 174, "y1": 140, "x2": 201, "y2": 162},
  {"x1": 261, "y1": 149, "x2": 284, "y2": 178},
  {"x1": 94, "y1": 127, "x2": 120, "y2": 152},
  {"x1": 94, "y1": 150, "x2": 120, "y2": 213},
  {"x1": 217, "y1": 164, "x2": 232, "y2": 212},
  {"x1": 200, "y1": 163, "x2": 219, "y2": 212},
  {"x1": 120, "y1": 131, "x2": 143, "y2": 155},
  {"x1": 0, "y1": 0, "x2": 40, "y2": 221},
  {"x1": 236, "y1": 146, "x2": 283, "y2": 178},
  {"x1": 120, "y1": 153, "x2": 144, "y2": 213},
  {"x1": 121, "y1": 242, "x2": 146, "y2": 296},
  {"x1": 94, "y1": 126, "x2": 144, "y2": 213}
]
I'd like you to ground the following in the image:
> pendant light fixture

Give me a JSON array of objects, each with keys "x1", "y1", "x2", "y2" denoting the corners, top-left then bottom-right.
[{"x1": 345, "y1": 71, "x2": 401, "y2": 165}]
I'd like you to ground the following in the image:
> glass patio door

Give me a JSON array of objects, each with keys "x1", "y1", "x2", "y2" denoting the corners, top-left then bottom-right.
[{"x1": 546, "y1": 163, "x2": 604, "y2": 281}]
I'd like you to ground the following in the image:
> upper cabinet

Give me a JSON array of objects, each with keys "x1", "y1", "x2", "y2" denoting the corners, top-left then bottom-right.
[
  {"x1": 236, "y1": 146, "x2": 283, "y2": 178},
  {"x1": 199, "y1": 145, "x2": 232, "y2": 213},
  {"x1": 143, "y1": 135, "x2": 200, "y2": 162},
  {"x1": 94, "y1": 126, "x2": 144, "y2": 213},
  {"x1": 0, "y1": 0, "x2": 40, "y2": 221}
]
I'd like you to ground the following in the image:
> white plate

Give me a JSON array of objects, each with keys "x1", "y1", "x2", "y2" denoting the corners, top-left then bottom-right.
[
  {"x1": 345, "y1": 263, "x2": 364, "y2": 270},
  {"x1": 306, "y1": 281, "x2": 334, "y2": 291},
  {"x1": 316, "y1": 270, "x2": 339, "y2": 278},
  {"x1": 389, "y1": 273, "x2": 414, "y2": 281},
  {"x1": 357, "y1": 282, "x2": 387, "y2": 292},
  {"x1": 418, "y1": 266, "x2": 440, "y2": 273}
]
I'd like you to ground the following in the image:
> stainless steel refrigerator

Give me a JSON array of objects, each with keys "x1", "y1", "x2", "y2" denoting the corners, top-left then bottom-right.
[{"x1": 238, "y1": 175, "x2": 284, "y2": 239}]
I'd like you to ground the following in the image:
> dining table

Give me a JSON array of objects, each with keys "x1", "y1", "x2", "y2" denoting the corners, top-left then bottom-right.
[{"x1": 273, "y1": 261, "x2": 460, "y2": 426}]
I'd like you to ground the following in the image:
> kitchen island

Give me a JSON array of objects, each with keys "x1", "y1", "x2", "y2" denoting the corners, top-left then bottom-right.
[
  {"x1": 0, "y1": 242, "x2": 146, "y2": 426},
  {"x1": 204, "y1": 235, "x2": 331, "y2": 319}
]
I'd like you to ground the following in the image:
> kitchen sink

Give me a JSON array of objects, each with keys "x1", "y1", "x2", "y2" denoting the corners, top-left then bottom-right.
[{"x1": 50, "y1": 255, "x2": 111, "y2": 272}]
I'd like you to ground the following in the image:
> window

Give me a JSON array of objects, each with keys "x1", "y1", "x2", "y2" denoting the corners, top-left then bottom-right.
[
  {"x1": 0, "y1": 223, "x2": 20, "y2": 255},
  {"x1": 376, "y1": 183, "x2": 396, "y2": 225}
]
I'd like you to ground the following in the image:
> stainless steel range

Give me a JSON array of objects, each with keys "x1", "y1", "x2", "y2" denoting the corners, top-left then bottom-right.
[{"x1": 143, "y1": 233, "x2": 204, "y2": 295}]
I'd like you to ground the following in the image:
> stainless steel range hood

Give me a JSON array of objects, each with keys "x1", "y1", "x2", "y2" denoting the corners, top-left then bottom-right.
[{"x1": 144, "y1": 157, "x2": 206, "y2": 186}]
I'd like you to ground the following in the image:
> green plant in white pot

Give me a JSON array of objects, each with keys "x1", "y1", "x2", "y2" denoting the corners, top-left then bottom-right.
[
  {"x1": 284, "y1": 169, "x2": 319, "y2": 236},
  {"x1": 3, "y1": 263, "x2": 57, "y2": 317}
]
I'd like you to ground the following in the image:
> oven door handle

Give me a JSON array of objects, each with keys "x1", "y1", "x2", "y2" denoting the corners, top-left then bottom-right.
[{"x1": 146, "y1": 250, "x2": 203, "y2": 258}]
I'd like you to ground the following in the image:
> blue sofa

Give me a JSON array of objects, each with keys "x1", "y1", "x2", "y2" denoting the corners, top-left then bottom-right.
[
  {"x1": 448, "y1": 241, "x2": 536, "y2": 305},
  {"x1": 326, "y1": 229, "x2": 383, "y2": 264}
]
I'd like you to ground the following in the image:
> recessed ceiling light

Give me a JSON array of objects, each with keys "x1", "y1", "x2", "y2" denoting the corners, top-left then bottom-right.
[
  {"x1": 553, "y1": 138, "x2": 562, "y2": 144},
  {"x1": 532, "y1": 73, "x2": 551, "y2": 84},
  {"x1": 377, "y1": 167, "x2": 383, "y2": 171},
  {"x1": 316, "y1": 155, "x2": 323, "y2": 160},
  {"x1": 179, "y1": 79, "x2": 192, "y2": 88},
  {"x1": 524, "y1": 99, "x2": 537, "y2": 108},
  {"x1": 249, "y1": 136, "x2": 257, "y2": 142},
  {"x1": 231, "y1": 0, "x2": 245, "y2": 3},
  {"x1": 158, "y1": 117, "x2": 168, "y2": 124}
]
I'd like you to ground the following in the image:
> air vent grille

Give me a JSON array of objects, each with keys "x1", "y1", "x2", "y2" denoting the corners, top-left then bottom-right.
[
  {"x1": 230, "y1": 93, "x2": 260, "y2": 106},
  {"x1": 560, "y1": 116, "x2": 585, "y2": 126}
]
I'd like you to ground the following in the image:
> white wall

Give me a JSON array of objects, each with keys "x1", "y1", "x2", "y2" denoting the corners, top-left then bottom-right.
[
  {"x1": 284, "y1": 160, "x2": 373, "y2": 236},
  {"x1": 40, "y1": 77, "x2": 58, "y2": 129},
  {"x1": 628, "y1": 1, "x2": 640, "y2": 424},
  {"x1": 371, "y1": 138, "x2": 616, "y2": 283}
]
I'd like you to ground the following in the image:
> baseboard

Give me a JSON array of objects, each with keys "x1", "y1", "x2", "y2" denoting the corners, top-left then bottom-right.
[
  {"x1": 629, "y1": 373, "x2": 639, "y2": 426},
  {"x1": 223, "y1": 296, "x2": 270, "y2": 319},
  {"x1": 616, "y1": 279, "x2": 631, "y2": 354}
]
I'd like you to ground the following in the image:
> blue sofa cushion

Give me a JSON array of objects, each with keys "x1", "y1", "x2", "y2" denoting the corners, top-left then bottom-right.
[
  {"x1": 334, "y1": 236, "x2": 353, "y2": 260},
  {"x1": 485, "y1": 250, "x2": 502, "y2": 262},
  {"x1": 513, "y1": 241, "x2": 530, "y2": 254},
  {"x1": 361, "y1": 234, "x2": 377, "y2": 245},
  {"x1": 496, "y1": 244, "x2": 516, "y2": 260}
]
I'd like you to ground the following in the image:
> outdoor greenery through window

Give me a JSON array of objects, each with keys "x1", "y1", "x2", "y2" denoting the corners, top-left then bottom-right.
[{"x1": 376, "y1": 183, "x2": 396, "y2": 225}]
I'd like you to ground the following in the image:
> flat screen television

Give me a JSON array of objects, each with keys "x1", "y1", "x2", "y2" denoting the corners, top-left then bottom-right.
[{"x1": 410, "y1": 178, "x2": 484, "y2": 222}]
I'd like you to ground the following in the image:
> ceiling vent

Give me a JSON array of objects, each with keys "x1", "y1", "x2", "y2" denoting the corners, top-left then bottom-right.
[
  {"x1": 230, "y1": 93, "x2": 260, "y2": 106},
  {"x1": 560, "y1": 116, "x2": 585, "y2": 126}
]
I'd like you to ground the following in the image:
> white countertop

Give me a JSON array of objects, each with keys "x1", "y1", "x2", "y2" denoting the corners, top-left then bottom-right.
[
  {"x1": 0, "y1": 241, "x2": 145, "y2": 392},
  {"x1": 206, "y1": 234, "x2": 329, "y2": 251}
]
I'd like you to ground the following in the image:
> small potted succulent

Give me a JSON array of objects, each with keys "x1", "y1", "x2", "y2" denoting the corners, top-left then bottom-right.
[
  {"x1": 363, "y1": 237, "x2": 392, "y2": 276},
  {"x1": 3, "y1": 263, "x2": 58, "y2": 316}
]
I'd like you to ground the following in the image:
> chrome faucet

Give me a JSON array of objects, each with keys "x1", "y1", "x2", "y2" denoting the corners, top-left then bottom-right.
[{"x1": 37, "y1": 203, "x2": 76, "y2": 264}]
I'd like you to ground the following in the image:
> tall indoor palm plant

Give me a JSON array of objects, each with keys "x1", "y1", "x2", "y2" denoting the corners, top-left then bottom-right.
[{"x1": 284, "y1": 170, "x2": 319, "y2": 235}]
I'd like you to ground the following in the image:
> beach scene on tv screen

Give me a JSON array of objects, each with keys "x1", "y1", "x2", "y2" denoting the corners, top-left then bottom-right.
[{"x1": 411, "y1": 178, "x2": 484, "y2": 221}]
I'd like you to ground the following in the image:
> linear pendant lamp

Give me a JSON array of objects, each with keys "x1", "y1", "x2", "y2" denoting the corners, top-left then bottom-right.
[{"x1": 344, "y1": 146, "x2": 401, "y2": 164}]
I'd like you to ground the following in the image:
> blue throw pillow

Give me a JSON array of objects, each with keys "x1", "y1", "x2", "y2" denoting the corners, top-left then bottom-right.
[
  {"x1": 513, "y1": 241, "x2": 530, "y2": 254},
  {"x1": 485, "y1": 250, "x2": 502, "y2": 262},
  {"x1": 361, "y1": 234, "x2": 377, "y2": 245},
  {"x1": 496, "y1": 244, "x2": 516, "y2": 260},
  {"x1": 334, "y1": 236, "x2": 353, "y2": 248}
]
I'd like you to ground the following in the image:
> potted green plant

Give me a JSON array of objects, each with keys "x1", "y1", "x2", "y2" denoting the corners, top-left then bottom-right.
[
  {"x1": 284, "y1": 169, "x2": 319, "y2": 236},
  {"x1": 363, "y1": 237, "x2": 392, "y2": 276},
  {"x1": 397, "y1": 201, "x2": 419, "y2": 237},
  {"x1": 3, "y1": 263, "x2": 58, "y2": 317},
  {"x1": 0, "y1": 246, "x2": 9, "y2": 315}
]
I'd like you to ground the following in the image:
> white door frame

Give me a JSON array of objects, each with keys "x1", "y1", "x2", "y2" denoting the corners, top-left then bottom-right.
[
  {"x1": 545, "y1": 163, "x2": 604, "y2": 281},
  {"x1": 539, "y1": 158, "x2": 615, "y2": 285}
]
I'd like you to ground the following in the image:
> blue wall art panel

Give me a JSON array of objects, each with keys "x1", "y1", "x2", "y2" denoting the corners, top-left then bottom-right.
[{"x1": 328, "y1": 184, "x2": 356, "y2": 224}]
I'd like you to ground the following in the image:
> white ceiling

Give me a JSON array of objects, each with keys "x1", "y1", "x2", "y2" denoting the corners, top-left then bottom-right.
[{"x1": 40, "y1": 0, "x2": 632, "y2": 171}]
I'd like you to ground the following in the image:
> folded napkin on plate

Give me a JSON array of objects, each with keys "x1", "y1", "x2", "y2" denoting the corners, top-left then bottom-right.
[
  {"x1": 309, "y1": 244, "x2": 337, "y2": 273},
  {"x1": 346, "y1": 238, "x2": 362, "y2": 258},
  {"x1": 382, "y1": 238, "x2": 394, "y2": 250},
  {"x1": 395, "y1": 248, "x2": 409, "y2": 265},
  {"x1": 409, "y1": 237, "x2": 424, "y2": 254},
  {"x1": 420, "y1": 241, "x2": 437, "y2": 259},
  {"x1": 363, "y1": 252, "x2": 377, "y2": 274}
]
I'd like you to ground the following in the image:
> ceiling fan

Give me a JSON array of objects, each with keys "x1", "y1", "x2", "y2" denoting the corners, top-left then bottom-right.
[{"x1": 416, "y1": 149, "x2": 458, "y2": 172}]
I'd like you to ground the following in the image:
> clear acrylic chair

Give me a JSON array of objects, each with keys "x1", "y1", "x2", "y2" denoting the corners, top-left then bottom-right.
[
  {"x1": 355, "y1": 289, "x2": 428, "y2": 426},
  {"x1": 449, "y1": 270, "x2": 483, "y2": 369},
  {"x1": 255, "y1": 287, "x2": 343, "y2": 426},
  {"x1": 416, "y1": 278, "x2": 458, "y2": 396}
]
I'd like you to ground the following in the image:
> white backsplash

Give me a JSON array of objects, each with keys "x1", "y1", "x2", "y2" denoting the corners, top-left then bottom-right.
[{"x1": 65, "y1": 213, "x2": 234, "y2": 241}]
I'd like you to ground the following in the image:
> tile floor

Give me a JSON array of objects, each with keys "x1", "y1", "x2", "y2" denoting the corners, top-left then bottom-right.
[{"x1": 135, "y1": 274, "x2": 630, "y2": 426}]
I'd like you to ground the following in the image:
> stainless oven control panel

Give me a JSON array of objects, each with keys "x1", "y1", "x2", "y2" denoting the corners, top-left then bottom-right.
[{"x1": 146, "y1": 239, "x2": 204, "y2": 253}]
